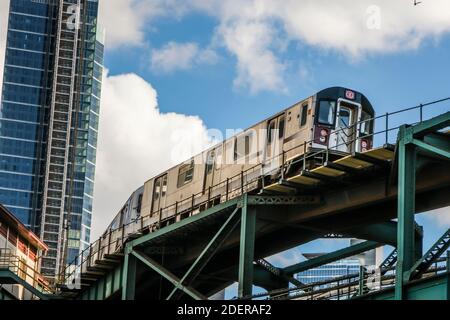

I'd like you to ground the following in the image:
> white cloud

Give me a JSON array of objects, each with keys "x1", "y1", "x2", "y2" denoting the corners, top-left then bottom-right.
[
  {"x1": 218, "y1": 20, "x2": 287, "y2": 93},
  {"x1": 421, "y1": 207, "x2": 450, "y2": 228},
  {"x1": 91, "y1": 72, "x2": 211, "y2": 239},
  {"x1": 99, "y1": 0, "x2": 450, "y2": 92},
  {"x1": 98, "y1": 0, "x2": 196, "y2": 49},
  {"x1": 151, "y1": 42, "x2": 218, "y2": 73}
]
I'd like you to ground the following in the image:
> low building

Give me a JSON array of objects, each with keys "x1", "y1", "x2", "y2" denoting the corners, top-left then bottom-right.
[{"x1": 0, "y1": 204, "x2": 51, "y2": 300}]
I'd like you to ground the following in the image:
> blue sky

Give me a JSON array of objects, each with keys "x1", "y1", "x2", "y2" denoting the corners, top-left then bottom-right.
[
  {"x1": 103, "y1": 8, "x2": 450, "y2": 135},
  {"x1": 91, "y1": 2, "x2": 450, "y2": 298}
]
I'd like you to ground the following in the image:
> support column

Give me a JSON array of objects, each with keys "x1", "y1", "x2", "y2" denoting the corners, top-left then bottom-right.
[
  {"x1": 359, "y1": 266, "x2": 365, "y2": 296},
  {"x1": 395, "y1": 127, "x2": 417, "y2": 300},
  {"x1": 121, "y1": 245, "x2": 137, "y2": 300},
  {"x1": 447, "y1": 251, "x2": 450, "y2": 301},
  {"x1": 238, "y1": 195, "x2": 256, "y2": 298},
  {"x1": 414, "y1": 225, "x2": 424, "y2": 262}
]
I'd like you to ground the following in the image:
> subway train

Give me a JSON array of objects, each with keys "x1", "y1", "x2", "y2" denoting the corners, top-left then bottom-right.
[{"x1": 102, "y1": 87, "x2": 375, "y2": 236}]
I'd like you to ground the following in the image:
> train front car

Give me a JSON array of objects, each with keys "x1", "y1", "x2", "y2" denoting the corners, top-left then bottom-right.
[{"x1": 312, "y1": 87, "x2": 375, "y2": 155}]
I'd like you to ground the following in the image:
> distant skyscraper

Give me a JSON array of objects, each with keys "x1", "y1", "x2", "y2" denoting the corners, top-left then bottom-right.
[
  {"x1": 297, "y1": 239, "x2": 383, "y2": 286},
  {"x1": 0, "y1": 0, "x2": 104, "y2": 279}
]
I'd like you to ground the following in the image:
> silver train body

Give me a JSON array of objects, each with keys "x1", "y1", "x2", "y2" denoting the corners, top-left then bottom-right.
[{"x1": 103, "y1": 87, "x2": 375, "y2": 235}]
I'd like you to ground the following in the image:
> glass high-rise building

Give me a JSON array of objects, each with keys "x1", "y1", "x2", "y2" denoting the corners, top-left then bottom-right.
[
  {"x1": 297, "y1": 239, "x2": 383, "y2": 286},
  {"x1": 0, "y1": 0, "x2": 104, "y2": 279}
]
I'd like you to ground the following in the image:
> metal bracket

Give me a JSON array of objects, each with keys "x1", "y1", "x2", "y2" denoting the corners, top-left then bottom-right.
[{"x1": 247, "y1": 195, "x2": 321, "y2": 206}]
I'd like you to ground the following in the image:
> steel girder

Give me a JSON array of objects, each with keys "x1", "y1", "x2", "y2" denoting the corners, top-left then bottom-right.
[
  {"x1": 238, "y1": 194, "x2": 256, "y2": 298},
  {"x1": 395, "y1": 112, "x2": 450, "y2": 300},
  {"x1": 409, "y1": 228, "x2": 450, "y2": 280},
  {"x1": 255, "y1": 259, "x2": 303, "y2": 288},
  {"x1": 283, "y1": 241, "x2": 382, "y2": 276},
  {"x1": 0, "y1": 270, "x2": 51, "y2": 300},
  {"x1": 167, "y1": 206, "x2": 241, "y2": 300}
]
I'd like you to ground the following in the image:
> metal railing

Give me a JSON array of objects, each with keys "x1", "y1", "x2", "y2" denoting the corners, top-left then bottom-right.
[
  {"x1": 0, "y1": 249, "x2": 54, "y2": 296},
  {"x1": 238, "y1": 256, "x2": 449, "y2": 301},
  {"x1": 59, "y1": 97, "x2": 450, "y2": 287}
]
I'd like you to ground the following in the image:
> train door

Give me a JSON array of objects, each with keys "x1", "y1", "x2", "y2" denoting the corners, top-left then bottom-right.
[
  {"x1": 203, "y1": 148, "x2": 216, "y2": 194},
  {"x1": 264, "y1": 114, "x2": 286, "y2": 174},
  {"x1": 151, "y1": 174, "x2": 167, "y2": 215},
  {"x1": 329, "y1": 100, "x2": 360, "y2": 153}
]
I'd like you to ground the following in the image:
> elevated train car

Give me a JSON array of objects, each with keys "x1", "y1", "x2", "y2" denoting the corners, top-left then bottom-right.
[{"x1": 103, "y1": 87, "x2": 375, "y2": 236}]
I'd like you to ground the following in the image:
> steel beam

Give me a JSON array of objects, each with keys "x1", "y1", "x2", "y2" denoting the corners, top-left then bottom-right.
[
  {"x1": 238, "y1": 195, "x2": 256, "y2": 298},
  {"x1": 283, "y1": 241, "x2": 381, "y2": 275},
  {"x1": 342, "y1": 221, "x2": 423, "y2": 248},
  {"x1": 0, "y1": 270, "x2": 51, "y2": 300},
  {"x1": 131, "y1": 249, "x2": 207, "y2": 300},
  {"x1": 447, "y1": 251, "x2": 450, "y2": 273},
  {"x1": 413, "y1": 139, "x2": 450, "y2": 160},
  {"x1": 341, "y1": 222, "x2": 398, "y2": 246},
  {"x1": 359, "y1": 266, "x2": 365, "y2": 296},
  {"x1": 121, "y1": 245, "x2": 136, "y2": 300},
  {"x1": 395, "y1": 126, "x2": 417, "y2": 300},
  {"x1": 130, "y1": 197, "x2": 241, "y2": 248},
  {"x1": 411, "y1": 111, "x2": 450, "y2": 137},
  {"x1": 247, "y1": 195, "x2": 321, "y2": 206},
  {"x1": 409, "y1": 228, "x2": 450, "y2": 280},
  {"x1": 167, "y1": 206, "x2": 241, "y2": 300},
  {"x1": 255, "y1": 258, "x2": 303, "y2": 288}
]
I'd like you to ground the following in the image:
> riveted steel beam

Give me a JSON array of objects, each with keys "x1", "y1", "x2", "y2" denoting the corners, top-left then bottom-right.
[
  {"x1": 238, "y1": 195, "x2": 256, "y2": 298},
  {"x1": 283, "y1": 241, "x2": 381, "y2": 275},
  {"x1": 395, "y1": 126, "x2": 417, "y2": 300},
  {"x1": 167, "y1": 206, "x2": 241, "y2": 300},
  {"x1": 130, "y1": 197, "x2": 242, "y2": 248},
  {"x1": 247, "y1": 195, "x2": 321, "y2": 206},
  {"x1": 409, "y1": 228, "x2": 450, "y2": 280},
  {"x1": 131, "y1": 249, "x2": 207, "y2": 300},
  {"x1": 121, "y1": 245, "x2": 136, "y2": 300},
  {"x1": 411, "y1": 111, "x2": 450, "y2": 137},
  {"x1": 413, "y1": 139, "x2": 450, "y2": 160}
]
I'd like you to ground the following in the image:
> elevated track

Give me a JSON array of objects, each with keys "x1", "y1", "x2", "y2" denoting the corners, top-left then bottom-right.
[{"x1": 58, "y1": 103, "x2": 450, "y2": 301}]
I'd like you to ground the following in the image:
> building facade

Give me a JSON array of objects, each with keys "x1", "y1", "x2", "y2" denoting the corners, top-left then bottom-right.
[
  {"x1": 0, "y1": 204, "x2": 50, "y2": 300},
  {"x1": 297, "y1": 239, "x2": 383, "y2": 286},
  {"x1": 0, "y1": 0, "x2": 103, "y2": 279}
]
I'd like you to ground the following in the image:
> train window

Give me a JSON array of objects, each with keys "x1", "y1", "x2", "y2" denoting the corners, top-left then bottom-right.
[
  {"x1": 206, "y1": 150, "x2": 215, "y2": 173},
  {"x1": 153, "y1": 179, "x2": 161, "y2": 200},
  {"x1": 300, "y1": 104, "x2": 308, "y2": 127},
  {"x1": 177, "y1": 161, "x2": 194, "y2": 188},
  {"x1": 245, "y1": 134, "x2": 253, "y2": 156},
  {"x1": 215, "y1": 146, "x2": 223, "y2": 170},
  {"x1": 136, "y1": 194, "x2": 142, "y2": 214},
  {"x1": 234, "y1": 136, "x2": 244, "y2": 161},
  {"x1": 360, "y1": 111, "x2": 373, "y2": 135},
  {"x1": 161, "y1": 176, "x2": 168, "y2": 197},
  {"x1": 267, "y1": 120, "x2": 276, "y2": 144},
  {"x1": 339, "y1": 108, "x2": 351, "y2": 127},
  {"x1": 235, "y1": 134, "x2": 253, "y2": 162},
  {"x1": 318, "y1": 100, "x2": 336, "y2": 126},
  {"x1": 233, "y1": 137, "x2": 239, "y2": 161},
  {"x1": 279, "y1": 117, "x2": 285, "y2": 139}
]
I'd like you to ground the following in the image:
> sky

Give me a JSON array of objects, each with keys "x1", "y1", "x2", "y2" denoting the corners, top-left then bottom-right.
[
  {"x1": 0, "y1": 0, "x2": 450, "y2": 293},
  {"x1": 95, "y1": 0, "x2": 450, "y2": 244}
]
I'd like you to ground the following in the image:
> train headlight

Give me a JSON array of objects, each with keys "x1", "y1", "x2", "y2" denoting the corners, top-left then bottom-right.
[
  {"x1": 361, "y1": 139, "x2": 370, "y2": 152},
  {"x1": 320, "y1": 129, "x2": 329, "y2": 143},
  {"x1": 361, "y1": 140, "x2": 368, "y2": 148}
]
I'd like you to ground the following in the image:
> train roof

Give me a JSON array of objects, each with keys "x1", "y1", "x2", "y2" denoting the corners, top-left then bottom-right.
[
  {"x1": 143, "y1": 86, "x2": 375, "y2": 184},
  {"x1": 316, "y1": 87, "x2": 375, "y2": 115}
]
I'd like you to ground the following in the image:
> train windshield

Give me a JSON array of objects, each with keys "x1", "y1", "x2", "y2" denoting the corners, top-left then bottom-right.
[
  {"x1": 318, "y1": 100, "x2": 336, "y2": 125},
  {"x1": 339, "y1": 108, "x2": 351, "y2": 127}
]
